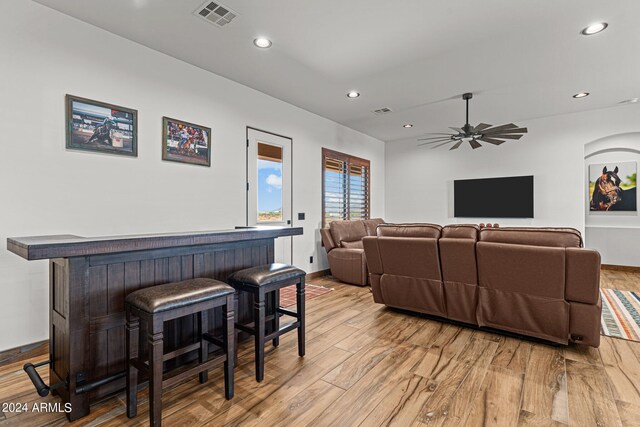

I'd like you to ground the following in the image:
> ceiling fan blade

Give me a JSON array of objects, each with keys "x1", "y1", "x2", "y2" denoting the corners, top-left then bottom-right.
[
  {"x1": 471, "y1": 123, "x2": 492, "y2": 132},
  {"x1": 417, "y1": 135, "x2": 455, "y2": 141},
  {"x1": 481, "y1": 123, "x2": 518, "y2": 134},
  {"x1": 449, "y1": 127, "x2": 465, "y2": 133},
  {"x1": 431, "y1": 141, "x2": 453, "y2": 149},
  {"x1": 488, "y1": 127, "x2": 528, "y2": 134},
  {"x1": 420, "y1": 132, "x2": 459, "y2": 136},
  {"x1": 487, "y1": 134, "x2": 523, "y2": 140},
  {"x1": 479, "y1": 137, "x2": 506, "y2": 145},
  {"x1": 450, "y1": 140, "x2": 463, "y2": 150},
  {"x1": 417, "y1": 138, "x2": 452, "y2": 146},
  {"x1": 469, "y1": 139, "x2": 482, "y2": 149}
]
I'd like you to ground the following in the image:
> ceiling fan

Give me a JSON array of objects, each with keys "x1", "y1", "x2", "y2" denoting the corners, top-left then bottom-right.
[{"x1": 417, "y1": 93, "x2": 527, "y2": 150}]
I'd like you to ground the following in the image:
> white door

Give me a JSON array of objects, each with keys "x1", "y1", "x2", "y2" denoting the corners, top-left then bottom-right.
[{"x1": 247, "y1": 128, "x2": 292, "y2": 264}]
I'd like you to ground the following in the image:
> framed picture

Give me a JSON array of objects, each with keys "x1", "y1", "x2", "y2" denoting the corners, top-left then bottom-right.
[
  {"x1": 589, "y1": 162, "x2": 637, "y2": 211},
  {"x1": 65, "y1": 95, "x2": 137, "y2": 156},
  {"x1": 162, "y1": 117, "x2": 211, "y2": 167}
]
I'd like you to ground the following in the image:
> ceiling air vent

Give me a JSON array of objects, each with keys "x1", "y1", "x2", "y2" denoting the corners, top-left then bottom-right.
[
  {"x1": 194, "y1": 1, "x2": 238, "y2": 28},
  {"x1": 372, "y1": 107, "x2": 393, "y2": 115}
]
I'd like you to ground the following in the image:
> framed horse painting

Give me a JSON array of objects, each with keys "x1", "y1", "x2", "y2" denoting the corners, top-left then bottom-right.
[{"x1": 589, "y1": 162, "x2": 637, "y2": 212}]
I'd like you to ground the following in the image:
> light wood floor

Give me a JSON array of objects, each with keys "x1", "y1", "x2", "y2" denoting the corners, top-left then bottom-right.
[{"x1": 1, "y1": 270, "x2": 639, "y2": 427}]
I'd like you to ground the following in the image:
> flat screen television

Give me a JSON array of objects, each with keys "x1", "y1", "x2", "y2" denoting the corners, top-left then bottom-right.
[{"x1": 454, "y1": 175, "x2": 534, "y2": 218}]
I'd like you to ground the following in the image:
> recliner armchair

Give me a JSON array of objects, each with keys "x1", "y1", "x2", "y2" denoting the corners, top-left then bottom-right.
[{"x1": 320, "y1": 218, "x2": 384, "y2": 286}]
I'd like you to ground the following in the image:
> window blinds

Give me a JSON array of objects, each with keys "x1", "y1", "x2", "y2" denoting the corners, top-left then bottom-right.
[{"x1": 322, "y1": 148, "x2": 370, "y2": 228}]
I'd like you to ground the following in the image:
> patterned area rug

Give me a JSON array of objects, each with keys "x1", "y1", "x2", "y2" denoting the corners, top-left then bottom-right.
[
  {"x1": 280, "y1": 283, "x2": 333, "y2": 308},
  {"x1": 600, "y1": 288, "x2": 640, "y2": 342}
]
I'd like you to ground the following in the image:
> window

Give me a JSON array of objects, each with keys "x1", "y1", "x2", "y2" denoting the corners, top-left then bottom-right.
[
  {"x1": 322, "y1": 148, "x2": 370, "y2": 227},
  {"x1": 257, "y1": 142, "x2": 283, "y2": 222}
]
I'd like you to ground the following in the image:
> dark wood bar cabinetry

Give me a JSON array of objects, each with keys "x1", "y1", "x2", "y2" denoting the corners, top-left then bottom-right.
[{"x1": 7, "y1": 226, "x2": 302, "y2": 421}]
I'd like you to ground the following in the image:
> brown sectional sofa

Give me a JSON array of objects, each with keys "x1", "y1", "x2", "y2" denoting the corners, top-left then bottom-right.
[
  {"x1": 320, "y1": 218, "x2": 385, "y2": 286},
  {"x1": 362, "y1": 223, "x2": 602, "y2": 347}
]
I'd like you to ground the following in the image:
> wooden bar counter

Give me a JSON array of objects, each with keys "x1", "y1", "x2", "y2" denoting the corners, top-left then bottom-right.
[{"x1": 7, "y1": 226, "x2": 302, "y2": 420}]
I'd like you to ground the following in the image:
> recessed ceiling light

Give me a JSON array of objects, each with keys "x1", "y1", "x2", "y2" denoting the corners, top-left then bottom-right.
[
  {"x1": 253, "y1": 37, "x2": 272, "y2": 48},
  {"x1": 346, "y1": 91, "x2": 360, "y2": 99},
  {"x1": 573, "y1": 92, "x2": 590, "y2": 98},
  {"x1": 403, "y1": 124, "x2": 413, "y2": 128},
  {"x1": 581, "y1": 22, "x2": 608, "y2": 35}
]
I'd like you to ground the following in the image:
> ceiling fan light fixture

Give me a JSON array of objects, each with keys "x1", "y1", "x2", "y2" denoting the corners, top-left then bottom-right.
[
  {"x1": 573, "y1": 92, "x2": 590, "y2": 98},
  {"x1": 416, "y1": 92, "x2": 527, "y2": 151},
  {"x1": 581, "y1": 22, "x2": 608, "y2": 36}
]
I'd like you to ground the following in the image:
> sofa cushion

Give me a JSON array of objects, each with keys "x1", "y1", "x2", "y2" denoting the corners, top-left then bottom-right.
[
  {"x1": 363, "y1": 218, "x2": 385, "y2": 236},
  {"x1": 479, "y1": 227, "x2": 582, "y2": 248},
  {"x1": 342, "y1": 240, "x2": 364, "y2": 249},
  {"x1": 377, "y1": 223, "x2": 442, "y2": 238},
  {"x1": 327, "y1": 248, "x2": 367, "y2": 286},
  {"x1": 442, "y1": 224, "x2": 480, "y2": 239},
  {"x1": 329, "y1": 220, "x2": 367, "y2": 247}
]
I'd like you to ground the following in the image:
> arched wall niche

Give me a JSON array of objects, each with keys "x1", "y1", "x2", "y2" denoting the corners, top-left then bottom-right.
[{"x1": 584, "y1": 132, "x2": 640, "y2": 266}]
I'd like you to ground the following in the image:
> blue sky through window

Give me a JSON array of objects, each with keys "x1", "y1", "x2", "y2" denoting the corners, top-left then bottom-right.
[{"x1": 258, "y1": 159, "x2": 282, "y2": 219}]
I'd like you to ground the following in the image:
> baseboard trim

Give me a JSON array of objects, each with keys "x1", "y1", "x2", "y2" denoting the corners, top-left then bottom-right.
[
  {"x1": 307, "y1": 269, "x2": 331, "y2": 280},
  {"x1": 602, "y1": 264, "x2": 640, "y2": 272},
  {"x1": 0, "y1": 340, "x2": 48, "y2": 367}
]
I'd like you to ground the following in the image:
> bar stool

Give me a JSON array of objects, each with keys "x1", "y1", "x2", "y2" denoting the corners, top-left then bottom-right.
[
  {"x1": 125, "y1": 278, "x2": 235, "y2": 427},
  {"x1": 227, "y1": 263, "x2": 306, "y2": 382}
]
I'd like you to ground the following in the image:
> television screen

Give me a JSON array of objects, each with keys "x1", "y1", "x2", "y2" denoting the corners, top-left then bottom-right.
[{"x1": 454, "y1": 175, "x2": 534, "y2": 218}]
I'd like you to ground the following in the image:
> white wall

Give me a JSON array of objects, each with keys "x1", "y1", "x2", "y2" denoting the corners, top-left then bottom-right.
[
  {"x1": 385, "y1": 105, "x2": 640, "y2": 242},
  {"x1": 0, "y1": 1, "x2": 385, "y2": 351},
  {"x1": 584, "y1": 133, "x2": 640, "y2": 266}
]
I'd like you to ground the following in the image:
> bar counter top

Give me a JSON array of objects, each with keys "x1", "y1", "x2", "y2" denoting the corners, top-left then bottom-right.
[{"x1": 7, "y1": 226, "x2": 303, "y2": 261}]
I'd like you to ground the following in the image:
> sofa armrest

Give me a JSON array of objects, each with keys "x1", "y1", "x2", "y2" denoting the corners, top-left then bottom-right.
[
  {"x1": 565, "y1": 248, "x2": 601, "y2": 304},
  {"x1": 320, "y1": 228, "x2": 337, "y2": 252}
]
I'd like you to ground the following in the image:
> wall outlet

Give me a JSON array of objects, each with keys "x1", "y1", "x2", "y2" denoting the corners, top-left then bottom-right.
[{"x1": 309, "y1": 256, "x2": 313, "y2": 263}]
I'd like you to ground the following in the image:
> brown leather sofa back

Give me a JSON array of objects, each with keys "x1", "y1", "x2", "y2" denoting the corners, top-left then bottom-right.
[
  {"x1": 479, "y1": 227, "x2": 583, "y2": 248},
  {"x1": 365, "y1": 223, "x2": 446, "y2": 317},
  {"x1": 439, "y1": 225, "x2": 479, "y2": 323},
  {"x1": 363, "y1": 223, "x2": 601, "y2": 347},
  {"x1": 377, "y1": 223, "x2": 441, "y2": 238},
  {"x1": 442, "y1": 224, "x2": 479, "y2": 239},
  {"x1": 363, "y1": 218, "x2": 385, "y2": 236},
  {"x1": 320, "y1": 228, "x2": 337, "y2": 252},
  {"x1": 476, "y1": 242, "x2": 570, "y2": 343},
  {"x1": 329, "y1": 220, "x2": 367, "y2": 248}
]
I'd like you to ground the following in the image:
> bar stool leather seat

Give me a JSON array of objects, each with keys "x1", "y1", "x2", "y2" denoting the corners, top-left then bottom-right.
[
  {"x1": 125, "y1": 278, "x2": 234, "y2": 313},
  {"x1": 227, "y1": 263, "x2": 305, "y2": 288}
]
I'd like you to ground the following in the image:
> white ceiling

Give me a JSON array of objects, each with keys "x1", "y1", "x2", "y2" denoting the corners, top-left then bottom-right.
[{"x1": 35, "y1": 0, "x2": 640, "y2": 142}]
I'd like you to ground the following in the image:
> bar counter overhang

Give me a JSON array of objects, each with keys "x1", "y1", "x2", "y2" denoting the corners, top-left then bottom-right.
[{"x1": 7, "y1": 226, "x2": 303, "y2": 421}]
